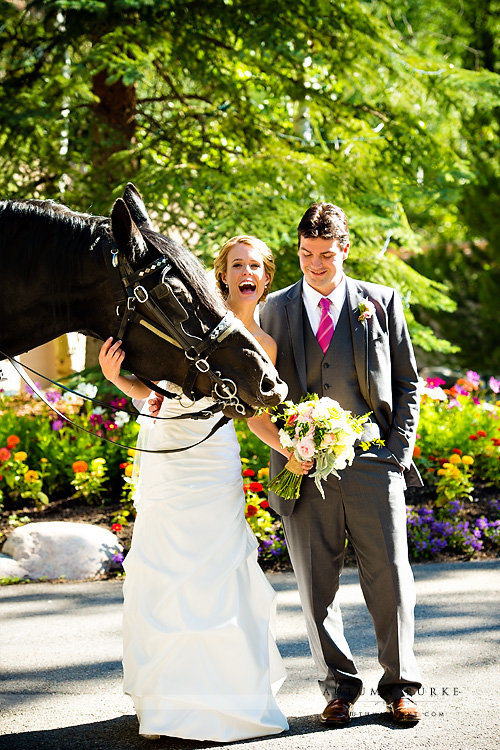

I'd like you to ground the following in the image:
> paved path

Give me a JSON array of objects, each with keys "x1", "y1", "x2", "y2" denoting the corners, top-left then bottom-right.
[{"x1": 1, "y1": 560, "x2": 499, "y2": 749}]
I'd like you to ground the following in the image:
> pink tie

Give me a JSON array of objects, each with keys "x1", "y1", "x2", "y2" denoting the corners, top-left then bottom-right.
[{"x1": 316, "y1": 297, "x2": 334, "y2": 353}]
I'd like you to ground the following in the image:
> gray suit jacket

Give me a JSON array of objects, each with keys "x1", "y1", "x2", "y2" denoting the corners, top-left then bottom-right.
[{"x1": 260, "y1": 276, "x2": 423, "y2": 516}]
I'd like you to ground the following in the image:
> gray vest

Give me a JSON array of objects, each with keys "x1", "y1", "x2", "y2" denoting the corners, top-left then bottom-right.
[{"x1": 303, "y1": 300, "x2": 372, "y2": 420}]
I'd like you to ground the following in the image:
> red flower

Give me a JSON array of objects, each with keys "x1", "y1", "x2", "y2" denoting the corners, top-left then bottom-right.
[
  {"x1": 243, "y1": 484, "x2": 250, "y2": 492},
  {"x1": 477, "y1": 430, "x2": 487, "y2": 438},
  {"x1": 469, "y1": 435, "x2": 479, "y2": 441},
  {"x1": 0, "y1": 448, "x2": 12, "y2": 462},
  {"x1": 491, "y1": 438, "x2": 500, "y2": 447},
  {"x1": 249, "y1": 482, "x2": 264, "y2": 492},
  {"x1": 0, "y1": 474, "x2": 3, "y2": 481},
  {"x1": 120, "y1": 462, "x2": 129, "y2": 469},
  {"x1": 259, "y1": 500, "x2": 270, "y2": 509},
  {"x1": 245, "y1": 504, "x2": 258, "y2": 517},
  {"x1": 242, "y1": 469, "x2": 255, "y2": 477},
  {"x1": 6, "y1": 435, "x2": 20, "y2": 449},
  {"x1": 111, "y1": 523, "x2": 123, "y2": 533},
  {"x1": 451, "y1": 448, "x2": 462, "y2": 455}
]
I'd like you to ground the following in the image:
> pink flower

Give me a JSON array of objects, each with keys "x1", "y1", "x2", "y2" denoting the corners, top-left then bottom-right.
[
  {"x1": 489, "y1": 376, "x2": 500, "y2": 394},
  {"x1": 426, "y1": 377, "x2": 446, "y2": 388},
  {"x1": 322, "y1": 433, "x2": 337, "y2": 446},
  {"x1": 296, "y1": 437, "x2": 315, "y2": 460},
  {"x1": 466, "y1": 370, "x2": 480, "y2": 388},
  {"x1": 358, "y1": 297, "x2": 375, "y2": 323}
]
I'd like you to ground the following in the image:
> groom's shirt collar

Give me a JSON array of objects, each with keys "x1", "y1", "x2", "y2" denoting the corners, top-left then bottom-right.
[{"x1": 302, "y1": 276, "x2": 346, "y2": 334}]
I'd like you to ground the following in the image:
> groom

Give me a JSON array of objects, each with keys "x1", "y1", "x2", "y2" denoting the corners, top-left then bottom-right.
[{"x1": 259, "y1": 202, "x2": 423, "y2": 725}]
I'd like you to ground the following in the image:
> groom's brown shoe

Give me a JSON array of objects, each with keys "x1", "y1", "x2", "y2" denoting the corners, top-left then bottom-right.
[
  {"x1": 320, "y1": 698, "x2": 352, "y2": 727},
  {"x1": 387, "y1": 696, "x2": 422, "y2": 724}
]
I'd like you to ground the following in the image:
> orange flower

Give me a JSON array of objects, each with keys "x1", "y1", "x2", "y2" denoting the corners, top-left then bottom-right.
[
  {"x1": 6, "y1": 435, "x2": 20, "y2": 449},
  {"x1": 124, "y1": 464, "x2": 133, "y2": 477},
  {"x1": 448, "y1": 454, "x2": 461, "y2": 464},
  {"x1": 24, "y1": 470, "x2": 39, "y2": 482},
  {"x1": 72, "y1": 460, "x2": 88, "y2": 473},
  {"x1": 413, "y1": 445, "x2": 421, "y2": 458},
  {"x1": 14, "y1": 451, "x2": 28, "y2": 462},
  {"x1": 461, "y1": 455, "x2": 474, "y2": 466}
]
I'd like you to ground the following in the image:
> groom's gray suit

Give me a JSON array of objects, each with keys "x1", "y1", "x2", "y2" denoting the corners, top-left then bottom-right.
[{"x1": 260, "y1": 275, "x2": 422, "y2": 703}]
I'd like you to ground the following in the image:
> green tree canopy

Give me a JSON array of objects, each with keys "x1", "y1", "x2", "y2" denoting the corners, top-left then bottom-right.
[{"x1": 2, "y1": 0, "x2": 500, "y2": 358}]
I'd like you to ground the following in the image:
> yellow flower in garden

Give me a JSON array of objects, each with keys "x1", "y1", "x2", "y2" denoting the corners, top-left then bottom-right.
[
  {"x1": 258, "y1": 467, "x2": 269, "y2": 478},
  {"x1": 24, "y1": 470, "x2": 39, "y2": 483},
  {"x1": 448, "y1": 454, "x2": 461, "y2": 464},
  {"x1": 462, "y1": 455, "x2": 474, "y2": 465},
  {"x1": 442, "y1": 462, "x2": 453, "y2": 469},
  {"x1": 125, "y1": 464, "x2": 134, "y2": 477},
  {"x1": 241, "y1": 457, "x2": 250, "y2": 464},
  {"x1": 127, "y1": 448, "x2": 136, "y2": 458},
  {"x1": 93, "y1": 458, "x2": 106, "y2": 465},
  {"x1": 41, "y1": 458, "x2": 48, "y2": 463},
  {"x1": 14, "y1": 451, "x2": 28, "y2": 462},
  {"x1": 437, "y1": 468, "x2": 447, "y2": 476}
]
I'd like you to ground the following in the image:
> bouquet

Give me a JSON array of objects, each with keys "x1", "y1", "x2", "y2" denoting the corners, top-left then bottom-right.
[{"x1": 268, "y1": 394, "x2": 383, "y2": 500}]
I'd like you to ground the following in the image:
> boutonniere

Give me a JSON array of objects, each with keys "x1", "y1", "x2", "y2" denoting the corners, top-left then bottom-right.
[{"x1": 358, "y1": 297, "x2": 375, "y2": 323}]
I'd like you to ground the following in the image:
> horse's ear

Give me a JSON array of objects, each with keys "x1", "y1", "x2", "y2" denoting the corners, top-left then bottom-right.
[
  {"x1": 122, "y1": 183, "x2": 153, "y2": 230},
  {"x1": 111, "y1": 198, "x2": 147, "y2": 262}
]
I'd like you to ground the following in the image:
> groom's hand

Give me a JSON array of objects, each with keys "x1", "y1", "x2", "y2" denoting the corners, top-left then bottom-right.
[{"x1": 148, "y1": 393, "x2": 164, "y2": 418}]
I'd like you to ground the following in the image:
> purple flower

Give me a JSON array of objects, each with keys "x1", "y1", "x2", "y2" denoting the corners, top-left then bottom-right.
[
  {"x1": 51, "y1": 419, "x2": 64, "y2": 431},
  {"x1": 46, "y1": 389, "x2": 62, "y2": 404},
  {"x1": 112, "y1": 552, "x2": 124, "y2": 565}
]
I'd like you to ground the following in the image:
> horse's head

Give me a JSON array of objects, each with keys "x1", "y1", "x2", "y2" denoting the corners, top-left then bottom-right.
[{"x1": 106, "y1": 184, "x2": 287, "y2": 418}]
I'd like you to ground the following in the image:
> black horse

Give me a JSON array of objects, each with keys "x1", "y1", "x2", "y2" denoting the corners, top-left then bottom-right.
[{"x1": 0, "y1": 184, "x2": 287, "y2": 418}]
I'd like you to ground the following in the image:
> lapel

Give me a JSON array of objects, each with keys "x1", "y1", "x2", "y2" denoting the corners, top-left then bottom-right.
[
  {"x1": 284, "y1": 279, "x2": 308, "y2": 395},
  {"x1": 346, "y1": 276, "x2": 372, "y2": 407}
]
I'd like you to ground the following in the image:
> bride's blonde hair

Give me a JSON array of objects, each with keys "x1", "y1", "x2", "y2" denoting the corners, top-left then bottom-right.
[{"x1": 213, "y1": 235, "x2": 275, "y2": 302}]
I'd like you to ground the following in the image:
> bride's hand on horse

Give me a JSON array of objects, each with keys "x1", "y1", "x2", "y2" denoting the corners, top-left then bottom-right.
[
  {"x1": 148, "y1": 393, "x2": 164, "y2": 418},
  {"x1": 98, "y1": 337, "x2": 125, "y2": 384}
]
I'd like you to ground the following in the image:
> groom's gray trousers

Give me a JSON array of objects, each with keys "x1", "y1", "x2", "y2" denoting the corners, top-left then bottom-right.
[{"x1": 281, "y1": 446, "x2": 422, "y2": 704}]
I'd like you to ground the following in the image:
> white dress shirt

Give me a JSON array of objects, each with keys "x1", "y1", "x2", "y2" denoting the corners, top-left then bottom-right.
[{"x1": 302, "y1": 276, "x2": 347, "y2": 335}]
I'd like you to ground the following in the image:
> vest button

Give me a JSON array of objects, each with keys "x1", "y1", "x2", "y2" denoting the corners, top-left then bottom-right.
[
  {"x1": 323, "y1": 362, "x2": 329, "y2": 368},
  {"x1": 324, "y1": 384, "x2": 330, "y2": 390}
]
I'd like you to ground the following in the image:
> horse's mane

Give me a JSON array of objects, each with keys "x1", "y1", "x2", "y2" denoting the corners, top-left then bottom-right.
[{"x1": 141, "y1": 228, "x2": 226, "y2": 316}]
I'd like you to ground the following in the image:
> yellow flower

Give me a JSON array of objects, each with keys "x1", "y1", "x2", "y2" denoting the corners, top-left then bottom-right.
[
  {"x1": 24, "y1": 470, "x2": 39, "y2": 483},
  {"x1": 127, "y1": 448, "x2": 136, "y2": 458},
  {"x1": 442, "y1": 462, "x2": 453, "y2": 469},
  {"x1": 258, "y1": 467, "x2": 270, "y2": 478},
  {"x1": 41, "y1": 458, "x2": 48, "y2": 463},
  {"x1": 93, "y1": 458, "x2": 106, "y2": 465},
  {"x1": 461, "y1": 455, "x2": 474, "y2": 465},
  {"x1": 437, "y1": 468, "x2": 447, "y2": 475},
  {"x1": 125, "y1": 464, "x2": 134, "y2": 477},
  {"x1": 448, "y1": 454, "x2": 461, "y2": 464},
  {"x1": 14, "y1": 451, "x2": 28, "y2": 462},
  {"x1": 241, "y1": 457, "x2": 249, "y2": 464}
]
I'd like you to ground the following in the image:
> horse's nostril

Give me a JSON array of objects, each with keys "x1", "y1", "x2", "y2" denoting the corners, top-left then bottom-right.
[{"x1": 260, "y1": 376, "x2": 276, "y2": 395}]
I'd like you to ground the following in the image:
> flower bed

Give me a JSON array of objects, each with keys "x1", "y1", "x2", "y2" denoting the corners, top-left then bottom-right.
[{"x1": 1, "y1": 368, "x2": 500, "y2": 572}]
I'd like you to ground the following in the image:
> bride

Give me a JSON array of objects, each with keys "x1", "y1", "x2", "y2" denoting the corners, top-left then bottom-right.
[{"x1": 99, "y1": 236, "x2": 304, "y2": 742}]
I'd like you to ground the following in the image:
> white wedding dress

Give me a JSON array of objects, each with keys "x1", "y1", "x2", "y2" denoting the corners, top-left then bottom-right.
[{"x1": 123, "y1": 386, "x2": 288, "y2": 742}]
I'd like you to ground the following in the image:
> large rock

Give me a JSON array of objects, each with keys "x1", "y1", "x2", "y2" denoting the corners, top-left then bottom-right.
[
  {"x1": 2, "y1": 522, "x2": 123, "y2": 581},
  {"x1": 0, "y1": 552, "x2": 29, "y2": 580}
]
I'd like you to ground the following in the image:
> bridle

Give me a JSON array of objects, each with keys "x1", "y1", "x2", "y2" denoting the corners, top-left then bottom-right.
[{"x1": 103, "y1": 237, "x2": 249, "y2": 418}]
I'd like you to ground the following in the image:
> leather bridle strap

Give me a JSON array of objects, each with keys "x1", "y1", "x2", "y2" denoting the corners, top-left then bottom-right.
[{"x1": 103, "y1": 242, "x2": 247, "y2": 414}]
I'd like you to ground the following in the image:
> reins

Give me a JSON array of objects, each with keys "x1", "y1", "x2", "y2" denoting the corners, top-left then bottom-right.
[{"x1": 1, "y1": 353, "x2": 230, "y2": 455}]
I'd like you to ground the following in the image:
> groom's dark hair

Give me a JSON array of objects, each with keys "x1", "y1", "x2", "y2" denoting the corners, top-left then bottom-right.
[{"x1": 297, "y1": 202, "x2": 349, "y2": 250}]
